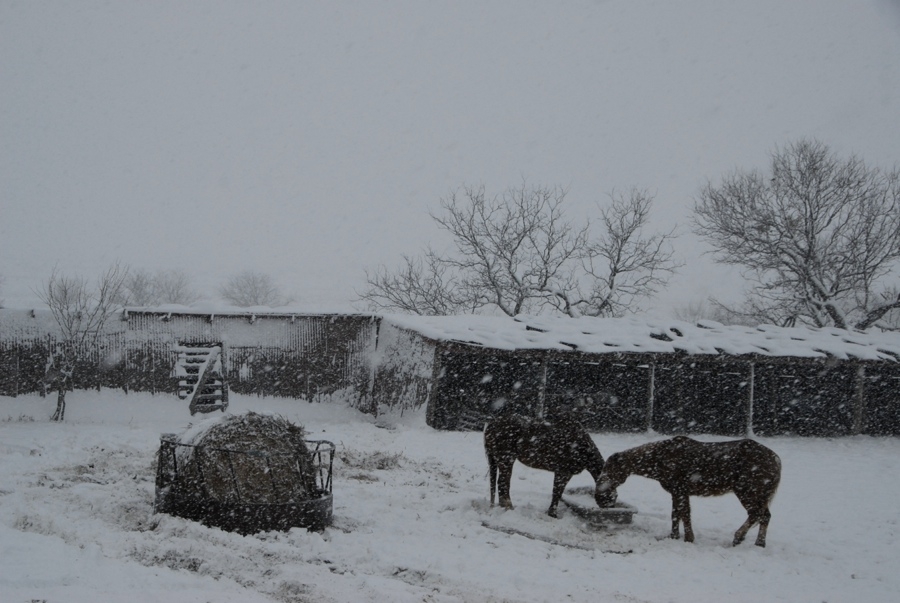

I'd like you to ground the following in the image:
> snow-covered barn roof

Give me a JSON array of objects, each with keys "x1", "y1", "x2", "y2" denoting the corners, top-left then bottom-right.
[
  {"x1": 382, "y1": 314, "x2": 900, "y2": 361},
  {"x1": 4, "y1": 306, "x2": 898, "y2": 361},
  {"x1": 123, "y1": 305, "x2": 377, "y2": 319}
]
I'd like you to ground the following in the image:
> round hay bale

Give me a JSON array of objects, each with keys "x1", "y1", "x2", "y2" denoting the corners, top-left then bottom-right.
[{"x1": 173, "y1": 412, "x2": 318, "y2": 505}]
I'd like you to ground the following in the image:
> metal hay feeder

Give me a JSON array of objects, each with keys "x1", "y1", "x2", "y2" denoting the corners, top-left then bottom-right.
[{"x1": 155, "y1": 428, "x2": 335, "y2": 534}]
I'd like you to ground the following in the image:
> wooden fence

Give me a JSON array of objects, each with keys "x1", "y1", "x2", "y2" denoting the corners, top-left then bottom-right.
[{"x1": 0, "y1": 309, "x2": 378, "y2": 411}]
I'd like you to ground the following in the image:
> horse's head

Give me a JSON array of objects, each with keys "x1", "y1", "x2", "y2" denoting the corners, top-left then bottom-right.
[
  {"x1": 594, "y1": 477, "x2": 618, "y2": 508},
  {"x1": 594, "y1": 451, "x2": 624, "y2": 507}
]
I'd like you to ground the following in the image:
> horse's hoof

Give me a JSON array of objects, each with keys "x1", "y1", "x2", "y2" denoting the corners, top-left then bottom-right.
[{"x1": 547, "y1": 510, "x2": 558, "y2": 518}]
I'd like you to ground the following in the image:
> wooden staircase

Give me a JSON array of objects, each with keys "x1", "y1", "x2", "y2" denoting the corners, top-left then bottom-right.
[{"x1": 174, "y1": 345, "x2": 229, "y2": 415}]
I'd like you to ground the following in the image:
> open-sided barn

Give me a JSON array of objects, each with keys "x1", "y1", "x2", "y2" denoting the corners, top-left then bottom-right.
[
  {"x1": 2, "y1": 308, "x2": 898, "y2": 436},
  {"x1": 373, "y1": 314, "x2": 900, "y2": 437}
]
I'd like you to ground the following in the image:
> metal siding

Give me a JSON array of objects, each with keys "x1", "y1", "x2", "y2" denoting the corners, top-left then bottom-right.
[{"x1": 0, "y1": 310, "x2": 376, "y2": 403}]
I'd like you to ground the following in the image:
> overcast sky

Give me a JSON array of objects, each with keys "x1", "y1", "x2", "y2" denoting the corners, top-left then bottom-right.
[{"x1": 2, "y1": 0, "x2": 900, "y2": 315}]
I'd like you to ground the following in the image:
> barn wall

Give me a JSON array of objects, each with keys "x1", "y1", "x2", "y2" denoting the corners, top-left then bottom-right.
[
  {"x1": 0, "y1": 310, "x2": 378, "y2": 409},
  {"x1": 0, "y1": 309, "x2": 136, "y2": 395},
  {"x1": 369, "y1": 322, "x2": 437, "y2": 414},
  {"x1": 862, "y1": 363, "x2": 900, "y2": 435},
  {"x1": 544, "y1": 354, "x2": 651, "y2": 433},
  {"x1": 652, "y1": 360, "x2": 751, "y2": 437},
  {"x1": 427, "y1": 346, "x2": 546, "y2": 430},
  {"x1": 751, "y1": 361, "x2": 856, "y2": 436},
  {"x1": 423, "y1": 344, "x2": 899, "y2": 437}
]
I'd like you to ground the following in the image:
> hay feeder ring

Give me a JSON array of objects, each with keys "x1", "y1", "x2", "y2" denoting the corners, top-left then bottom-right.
[{"x1": 154, "y1": 412, "x2": 335, "y2": 534}]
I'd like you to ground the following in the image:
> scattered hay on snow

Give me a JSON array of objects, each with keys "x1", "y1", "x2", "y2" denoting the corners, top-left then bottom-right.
[{"x1": 338, "y1": 449, "x2": 405, "y2": 472}]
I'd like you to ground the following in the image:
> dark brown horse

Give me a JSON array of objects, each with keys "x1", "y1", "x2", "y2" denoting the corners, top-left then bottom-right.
[
  {"x1": 595, "y1": 436, "x2": 781, "y2": 546},
  {"x1": 484, "y1": 414, "x2": 605, "y2": 517}
]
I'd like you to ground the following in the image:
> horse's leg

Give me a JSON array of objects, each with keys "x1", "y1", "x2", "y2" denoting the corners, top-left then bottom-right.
[
  {"x1": 671, "y1": 492, "x2": 692, "y2": 542},
  {"x1": 753, "y1": 507, "x2": 771, "y2": 547},
  {"x1": 669, "y1": 493, "x2": 681, "y2": 540},
  {"x1": 733, "y1": 492, "x2": 769, "y2": 547},
  {"x1": 497, "y1": 458, "x2": 515, "y2": 509},
  {"x1": 548, "y1": 472, "x2": 572, "y2": 518},
  {"x1": 488, "y1": 453, "x2": 498, "y2": 506},
  {"x1": 733, "y1": 517, "x2": 750, "y2": 546},
  {"x1": 681, "y1": 496, "x2": 694, "y2": 543}
]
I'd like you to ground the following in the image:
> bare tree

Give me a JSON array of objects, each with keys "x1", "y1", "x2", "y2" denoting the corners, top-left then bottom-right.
[
  {"x1": 672, "y1": 298, "x2": 758, "y2": 326},
  {"x1": 672, "y1": 299, "x2": 712, "y2": 324},
  {"x1": 153, "y1": 269, "x2": 201, "y2": 305},
  {"x1": 560, "y1": 189, "x2": 681, "y2": 317},
  {"x1": 218, "y1": 270, "x2": 288, "y2": 307},
  {"x1": 879, "y1": 293, "x2": 900, "y2": 331},
  {"x1": 360, "y1": 183, "x2": 678, "y2": 317},
  {"x1": 35, "y1": 263, "x2": 129, "y2": 421},
  {"x1": 693, "y1": 139, "x2": 900, "y2": 330},
  {"x1": 429, "y1": 183, "x2": 588, "y2": 316},
  {"x1": 122, "y1": 268, "x2": 201, "y2": 306},
  {"x1": 122, "y1": 268, "x2": 156, "y2": 306},
  {"x1": 360, "y1": 251, "x2": 474, "y2": 315}
]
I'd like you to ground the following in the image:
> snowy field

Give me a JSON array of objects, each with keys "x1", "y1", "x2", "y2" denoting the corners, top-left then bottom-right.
[{"x1": 2, "y1": 390, "x2": 899, "y2": 603}]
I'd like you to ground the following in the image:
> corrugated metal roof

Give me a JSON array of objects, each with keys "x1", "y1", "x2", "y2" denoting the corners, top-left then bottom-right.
[{"x1": 382, "y1": 314, "x2": 900, "y2": 361}]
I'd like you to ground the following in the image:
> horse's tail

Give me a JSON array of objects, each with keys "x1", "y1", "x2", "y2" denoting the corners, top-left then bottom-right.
[
  {"x1": 766, "y1": 452, "x2": 783, "y2": 507},
  {"x1": 484, "y1": 421, "x2": 497, "y2": 506}
]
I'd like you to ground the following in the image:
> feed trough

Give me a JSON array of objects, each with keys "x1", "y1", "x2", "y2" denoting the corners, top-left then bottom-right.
[
  {"x1": 154, "y1": 412, "x2": 334, "y2": 534},
  {"x1": 562, "y1": 486, "x2": 637, "y2": 525}
]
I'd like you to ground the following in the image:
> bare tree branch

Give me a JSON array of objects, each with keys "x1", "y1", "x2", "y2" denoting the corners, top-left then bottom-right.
[
  {"x1": 121, "y1": 268, "x2": 156, "y2": 306},
  {"x1": 563, "y1": 189, "x2": 681, "y2": 317},
  {"x1": 218, "y1": 270, "x2": 289, "y2": 307},
  {"x1": 122, "y1": 269, "x2": 201, "y2": 306},
  {"x1": 430, "y1": 183, "x2": 587, "y2": 316},
  {"x1": 693, "y1": 139, "x2": 900, "y2": 330},
  {"x1": 153, "y1": 269, "x2": 201, "y2": 305},
  {"x1": 360, "y1": 183, "x2": 678, "y2": 317},
  {"x1": 359, "y1": 251, "x2": 475, "y2": 315},
  {"x1": 34, "y1": 263, "x2": 129, "y2": 421}
]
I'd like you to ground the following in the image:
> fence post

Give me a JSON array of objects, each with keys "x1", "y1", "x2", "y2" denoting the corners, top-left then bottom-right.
[
  {"x1": 536, "y1": 351, "x2": 548, "y2": 419},
  {"x1": 747, "y1": 361, "x2": 755, "y2": 436},
  {"x1": 646, "y1": 362, "x2": 655, "y2": 432},
  {"x1": 851, "y1": 363, "x2": 866, "y2": 435}
]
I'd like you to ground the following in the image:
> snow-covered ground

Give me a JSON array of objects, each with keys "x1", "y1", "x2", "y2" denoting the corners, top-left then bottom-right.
[{"x1": 2, "y1": 390, "x2": 899, "y2": 603}]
